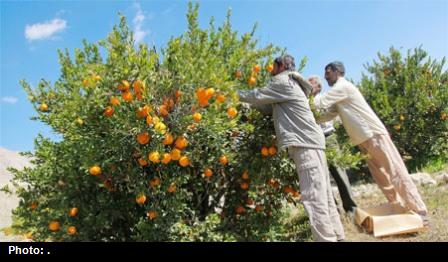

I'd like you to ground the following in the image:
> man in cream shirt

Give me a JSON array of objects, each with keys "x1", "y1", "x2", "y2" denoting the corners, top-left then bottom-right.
[{"x1": 293, "y1": 62, "x2": 428, "y2": 223}]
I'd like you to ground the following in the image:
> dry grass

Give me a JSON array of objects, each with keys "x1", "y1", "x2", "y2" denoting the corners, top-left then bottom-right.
[{"x1": 341, "y1": 184, "x2": 448, "y2": 242}]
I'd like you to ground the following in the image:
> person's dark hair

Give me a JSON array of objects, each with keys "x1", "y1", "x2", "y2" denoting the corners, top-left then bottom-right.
[
  {"x1": 325, "y1": 61, "x2": 345, "y2": 76},
  {"x1": 274, "y1": 54, "x2": 295, "y2": 71}
]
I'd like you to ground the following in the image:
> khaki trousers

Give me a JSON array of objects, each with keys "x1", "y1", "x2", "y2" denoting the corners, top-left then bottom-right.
[
  {"x1": 358, "y1": 134, "x2": 427, "y2": 215},
  {"x1": 288, "y1": 146, "x2": 345, "y2": 242}
]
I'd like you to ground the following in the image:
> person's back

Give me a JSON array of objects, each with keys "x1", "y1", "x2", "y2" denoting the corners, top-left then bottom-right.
[{"x1": 269, "y1": 71, "x2": 325, "y2": 150}]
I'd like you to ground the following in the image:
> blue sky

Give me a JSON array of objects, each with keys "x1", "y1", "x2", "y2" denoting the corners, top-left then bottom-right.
[{"x1": 1, "y1": 0, "x2": 447, "y2": 152}]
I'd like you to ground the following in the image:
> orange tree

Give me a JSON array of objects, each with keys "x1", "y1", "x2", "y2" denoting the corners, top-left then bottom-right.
[
  {"x1": 360, "y1": 47, "x2": 448, "y2": 171},
  {"x1": 10, "y1": 3, "x2": 358, "y2": 241}
]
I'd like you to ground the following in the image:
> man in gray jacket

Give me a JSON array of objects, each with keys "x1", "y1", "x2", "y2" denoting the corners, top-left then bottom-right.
[{"x1": 237, "y1": 54, "x2": 345, "y2": 242}]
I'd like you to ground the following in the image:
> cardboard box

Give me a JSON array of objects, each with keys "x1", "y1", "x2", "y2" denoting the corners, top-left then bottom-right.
[{"x1": 354, "y1": 203, "x2": 424, "y2": 238}]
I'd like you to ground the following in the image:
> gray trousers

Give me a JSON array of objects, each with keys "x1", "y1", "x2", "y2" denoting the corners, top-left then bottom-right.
[{"x1": 288, "y1": 146, "x2": 345, "y2": 242}]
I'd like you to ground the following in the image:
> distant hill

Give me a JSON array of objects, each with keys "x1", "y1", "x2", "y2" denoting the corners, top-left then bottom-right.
[{"x1": 0, "y1": 147, "x2": 32, "y2": 230}]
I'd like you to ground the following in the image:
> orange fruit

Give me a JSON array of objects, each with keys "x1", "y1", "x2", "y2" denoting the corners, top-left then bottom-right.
[
  {"x1": 393, "y1": 124, "x2": 401, "y2": 131},
  {"x1": 268, "y1": 146, "x2": 277, "y2": 156},
  {"x1": 122, "y1": 80, "x2": 130, "y2": 90},
  {"x1": 159, "y1": 105, "x2": 169, "y2": 117},
  {"x1": 204, "y1": 168, "x2": 213, "y2": 178},
  {"x1": 253, "y1": 64, "x2": 261, "y2": 73},
  {"x1": 122, "y1": 91, "x2": 133, "y2": 102},
  {"x1": 136, "y1": 132, "x2": 150, "y2": 145},
  {"x1": 76, "y1": 117, "x2": 84, "y2": 125},
  {"x1": 148, "y1": 152, "x2": 160, "y2": 163},
  {"x1": 196, "y1": 88, "x2": 210, "y2": 107},
  {"x1": 117, "y1": 80, "x2": 130, "y2": 92},
  {"x1": 441, "y1": 112, "x2": 447, "y2": 120},
  {"x1": 67, "y1": 226, "x2": 77, "y2": 235},
  {"x1": 205, "y1": 88, "x2": 215, "y2": 99},
  {"x1": 175, "y1": 136, "x2": 188, "y2": 150},
  {"x1": 219, "y1": 155, "x2": 229, "y2": 165},
  {"x1": 175, "y1": 90, "x2": 182, "y2": 99},
  {"x1": 92, "y1": 75, "x2": 102, "y2": 82},
  {"x1": 110, "y1": 96, "x2": 120, "y2": 106},
  {"x1": 39, "y1": 103, "x2": 49, "y2": 112},
  {"x1": 192, "y1": 112, "x2": 202, "y2": 122},
  {"x1": 136, "y1": 194, "x2": 147, "y2": 204},
  {"x1": 138, "y1": 158, "x2": 148, "y2": 167},
  {"x1": 168, "y1": 98, "x2": 175, "y2": 110},
  {"x1": 235, "y1": 70, "x2": 243, "y2": 78},
  {"x1": 292, "y1": 190, "x2": 301, "y2": 199},
  {"x1": 69, "y1": 207, "x2": 78, "y2": 217},
  {"x1": 170, "y1": 149, "x2": 182, "y2": 161},
  {"x1": 235, "y1": 205, "x2": 246, "y2": 215},
  {"x1": 154, "y1": 122, "x2": 166, "y2": 134},
  {"x1": 146, "y1": 115, "x2": 153, "y2": 126},
  {"x1": 283, "y1": 186, "x2": 294, "y2": 195},
  {"x1": 147, "y1": 211, "x2": 157, "y2": 220},
  {"x1": 240, "y1": 182, "x2": 249, "y2": 190},
  {"x1": 133, "y1": 80, "x2": 143, "y2": 92},
  {"x1": 167, "y1": 183, "x2": 176, "y2": 193},
  {"x1": 266, "y1": 64, "x2": 274, "y2": 72},
  {"x1": 227, "y1": 107, "x2": 238, "y2": 118},
  {"x1": 399, "y1": 115, "x2": 405, "y2": 121},
  {"x1": 89, "y1": 165, "x2": 102, "y2": 176},
  {"x1": 179, "y1": 156, "x2": 190, "y2": 167},
  {"x1": 248, "y1": 76, "x2": 256, "y2": 86},
  {"x1": 104, "y1": 106, "x2": 114, "y2": 117},
  {"x1": 29, "y1": 202, "x2": 38, "y2": 210},
  {"x1": 136, "y1": 106, "x2": 150, "y2": 119},
  {"x1": 163, "y1": 133, "x2": 174, "y2": 145},
  {"x1": 82, "y1": 79, "x2": 89, "y2": 87},
  {"x1": 48, "y1": 221, "x2": 61, "y2": 232},
  {"x1": 149, "y1": 177, "x2": 161, "y2": 188},
  {"x1": 267, "y1": 179, "x2": 280, "y2": 189},
  {"x1": 242, "y1": 170, "x2": 249, "y2": 180},
  {"x1": 261, "y1": 147, "x2": 269, "y2": 157},
  {"x1": 161, "y1": 153, "x2": 172, "y2": 164},
  {"x1": 267, "y1": 178, "x2": 277, "y2": 187},
  {"x1": 216, "y1": 94, "x2": 226, "y2": 103}
]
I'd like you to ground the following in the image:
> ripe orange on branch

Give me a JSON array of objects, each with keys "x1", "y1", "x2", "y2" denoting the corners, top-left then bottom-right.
[
  {"x1": 179, "y1": 156, "x2": 190, "y2": 167},
  {"x1": 192, "y1": 112, "x2": 202, "y2": 122},
  {"x1": 89, "y1": 165, "x2": 102, "y2": 176},
  {"x1": 219, "y1": 155, "x2": 229, "y2": 165},
  {"x1": 175, "y1": 136, "x2": 188, "y2": 150},
  {"x1": 48, "y1": 221, "x2": 61, "y2": 232},
  {"x1": 136, "y1": 132, "x2": 150, "y2": 145},
  {"x1": 204, "y1": 168, "x2": 213, "y2": 178},
  {"x1": 69, "y1": 207, "x2": 78, "y2": 217},
  {"x1": 67, "y1": 226, "x2": 77, "y2": 235},
  {"x1": 39, "y1": 103, "x2": 49, "y2": 112},
  {"x1": 136, "y1": 194, "x2": 147, "y2": 204},
  {"x1": 248, "y1": 76, "x2": 256, "y2": 86},
  {"x1": 227, "y1": 107, "x2": 238, "y2": 118}
]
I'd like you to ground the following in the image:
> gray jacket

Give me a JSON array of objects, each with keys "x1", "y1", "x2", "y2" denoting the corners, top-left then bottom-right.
[{"x1": 238, "y1": 70, "x2": 325, "y2": 150}]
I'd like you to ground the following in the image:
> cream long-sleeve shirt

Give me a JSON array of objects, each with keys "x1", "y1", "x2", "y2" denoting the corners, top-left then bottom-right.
[{"x1": 314, "y1": 77, "x2": 388, "y2": 145}]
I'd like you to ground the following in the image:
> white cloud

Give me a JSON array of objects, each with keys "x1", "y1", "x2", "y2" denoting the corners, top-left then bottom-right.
[
  {"x1": 132, "y1": 2, "x2": 150, "y2": 44},
  {"x1": 1, "y1": 96, "x2": 18, "y2": 104},
  {"x1": 25, "y1": 18, "x2": 67, "y2": 41}
]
